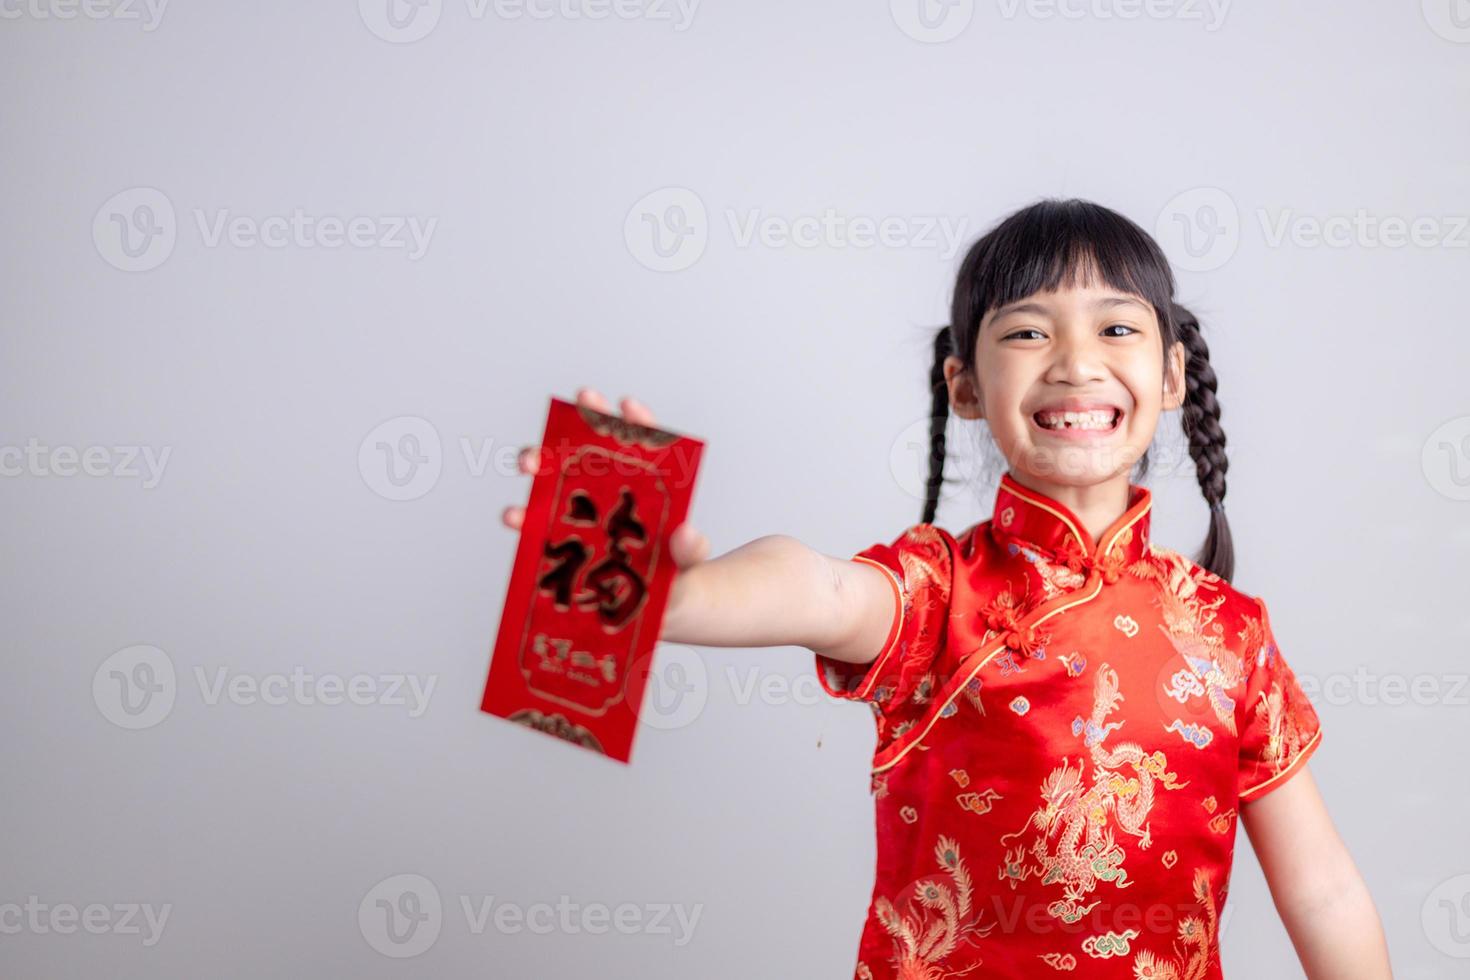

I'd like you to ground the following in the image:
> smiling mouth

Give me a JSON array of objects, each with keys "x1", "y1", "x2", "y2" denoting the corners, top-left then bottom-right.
[{"x1": 1032, "y1": 407, "x2": 1123, "y2": 432}]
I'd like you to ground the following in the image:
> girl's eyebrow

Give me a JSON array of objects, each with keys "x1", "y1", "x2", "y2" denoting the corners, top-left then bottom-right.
[
  {"x1": 987, "y1": 295, "x2": 1149, "y2": 326},
  {"x1": 988, "y1": 301, "x2": 1051, "y2": 321},
  {"x1": 1093, "y1": 296, "x2": 1151, "y2": 312}
]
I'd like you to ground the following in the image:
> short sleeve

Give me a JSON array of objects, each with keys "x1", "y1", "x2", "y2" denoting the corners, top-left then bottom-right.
[
  {"x1": 814, "y1": 524, "x2": 954, "y2": 744},
  {"x1": 1237, "y1": 595, "x2": 1323, "y2": 803}
]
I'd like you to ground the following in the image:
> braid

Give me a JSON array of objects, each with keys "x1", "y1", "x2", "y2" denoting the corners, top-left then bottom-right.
[
  {"x1": 1173, "y1": 303, "x2": 1235, "y2": 582},
  {"x1": 922, "y1": 326, "x2": 954, "y2": 525}
]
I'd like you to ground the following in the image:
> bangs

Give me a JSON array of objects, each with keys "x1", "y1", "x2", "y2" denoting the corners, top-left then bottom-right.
[{"x1": 955, "y1": 199, "x2": 1177, "y2": 335}]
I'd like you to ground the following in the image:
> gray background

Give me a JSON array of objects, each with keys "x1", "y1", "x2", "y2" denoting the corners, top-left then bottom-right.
[{"x1": 3, "y1": 1, "x2": 1468, "y2": 977}]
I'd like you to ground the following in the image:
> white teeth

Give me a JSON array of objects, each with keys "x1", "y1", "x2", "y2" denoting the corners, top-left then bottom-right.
[{"x1": 1036, "y1": 409, "x2": 1117, "y2": 430}]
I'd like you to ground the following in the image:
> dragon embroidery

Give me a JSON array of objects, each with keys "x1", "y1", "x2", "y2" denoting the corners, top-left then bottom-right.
[
  {"x1": 998, "y1": 664, "x2": 1190, "y2": 923},
  {"x1": 1153, "y1": 549, "x2": 1242, "y2": 733}
]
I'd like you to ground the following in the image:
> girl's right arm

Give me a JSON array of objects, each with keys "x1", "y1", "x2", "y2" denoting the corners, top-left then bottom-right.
[
  {"x1": 658, "y1": 532, "x2": 899, "y2": 665},
  {"x1": 501, "y1": 388, "x2": 898, "y2": 668}
]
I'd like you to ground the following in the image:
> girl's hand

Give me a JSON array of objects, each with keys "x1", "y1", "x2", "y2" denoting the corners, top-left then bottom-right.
[{"x1": 500, "y1": 386, "x2": 712, "y2": 574}]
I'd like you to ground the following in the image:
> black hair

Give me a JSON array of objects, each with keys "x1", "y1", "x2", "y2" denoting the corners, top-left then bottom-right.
[{"x1": 923, "y1": 197, "x2": 1233, "y2": 582}]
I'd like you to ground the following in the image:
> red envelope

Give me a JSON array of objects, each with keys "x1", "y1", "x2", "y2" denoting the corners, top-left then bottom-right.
[{"x1": 481, "y1": 396, "x2": 704, "y2": 763}]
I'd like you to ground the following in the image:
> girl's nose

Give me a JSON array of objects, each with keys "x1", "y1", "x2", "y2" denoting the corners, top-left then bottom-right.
[{"x1": 1044, "y1": 341, "x2": 1107, "y2": 385}]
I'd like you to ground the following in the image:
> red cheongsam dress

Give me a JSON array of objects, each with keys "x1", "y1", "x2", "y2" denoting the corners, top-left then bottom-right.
[{"x1": 817, "y1": 472, "x2": 1323, "y2": 979}]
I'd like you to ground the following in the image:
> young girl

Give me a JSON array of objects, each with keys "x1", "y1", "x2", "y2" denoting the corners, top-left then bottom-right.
[{"x1": 504, "y1": 199, "x2": 1391, "y2": 978}]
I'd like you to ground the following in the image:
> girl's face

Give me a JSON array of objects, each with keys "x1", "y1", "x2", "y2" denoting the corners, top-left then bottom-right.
[{"x1": 944, "y1": 279, "x2": 1187, "y2": 490}]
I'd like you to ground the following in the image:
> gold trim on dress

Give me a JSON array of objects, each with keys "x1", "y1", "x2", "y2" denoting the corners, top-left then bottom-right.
[{"x1": 1239, "y1": 726, "x2": 1322, "y2": 802}]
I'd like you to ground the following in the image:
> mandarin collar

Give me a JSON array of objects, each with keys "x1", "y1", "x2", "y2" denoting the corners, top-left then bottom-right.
[{"x1": 988, "y1": 471, "x2": 1152, "y2": 571}]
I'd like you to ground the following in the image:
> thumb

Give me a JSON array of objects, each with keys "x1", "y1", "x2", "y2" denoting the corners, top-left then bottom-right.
[{"x1": 667, "y1": 521, "x2": 710, "y2": 569}]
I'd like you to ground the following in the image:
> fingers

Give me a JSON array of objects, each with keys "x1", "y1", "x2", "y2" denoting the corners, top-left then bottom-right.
[
  {"x1": 575, "y1": 386, "x2": 614, "y2": 415},
  {"x1": 508, "y1": 389, "x2": 662, "y2": 534},
  {"x1": 517, "y1": 391, "x2": 655, "y2": 478},
  {"x1": 577, "y1": 386, "x2": 658, "y2": 427},
  {"x1": 620, "y1": 396, "x2": 657, "y2": 427},
  {"x1": 669, "y1": 521, "x2": 710, "y2": 568}
]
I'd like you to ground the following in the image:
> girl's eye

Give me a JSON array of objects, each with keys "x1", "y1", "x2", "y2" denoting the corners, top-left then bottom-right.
[
  {"x1": 1002, "y1": 328, "x2": 1045, "y2": 341},
  {"x1": 1102, "y1": 324, "x2": 1138, "y2": 337}
]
